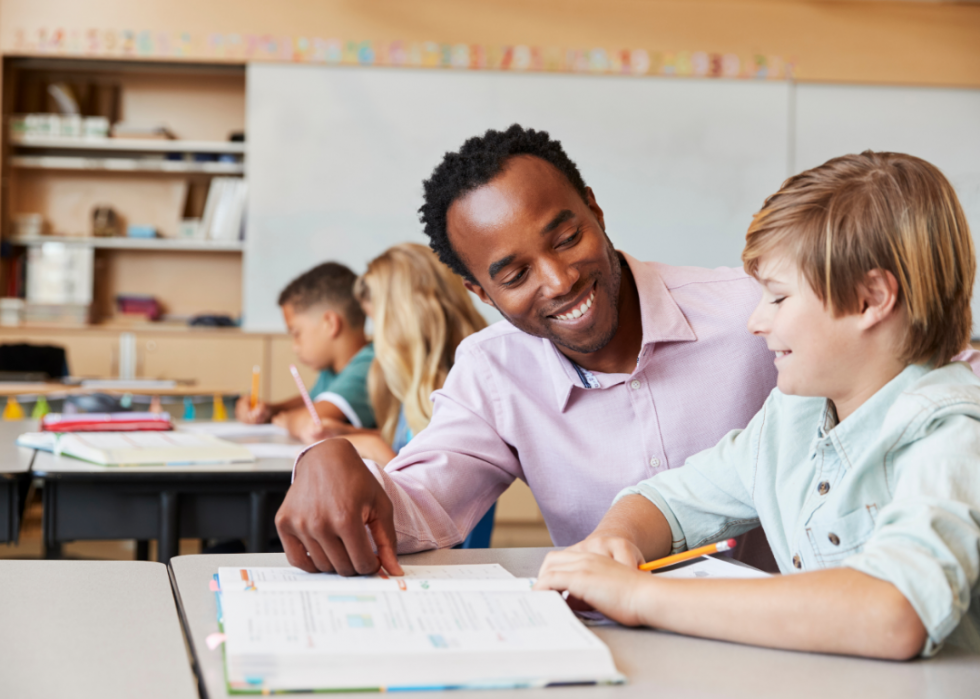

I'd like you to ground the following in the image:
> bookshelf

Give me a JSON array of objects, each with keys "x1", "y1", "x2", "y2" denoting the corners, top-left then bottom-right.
[{"x1": 0, "y1": 57, "x2": 246, "y2": 324}]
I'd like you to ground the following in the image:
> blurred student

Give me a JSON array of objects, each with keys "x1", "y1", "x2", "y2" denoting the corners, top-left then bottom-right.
[
  {"x1": 235, "y1": 262, "x2": 375, "y2": 438},
  {"x1": 314, "y1": 243, "x2": 488, "y2": 463},
  {"x1": 535, "y1": 152, "x2": 980, "y2": 660}
]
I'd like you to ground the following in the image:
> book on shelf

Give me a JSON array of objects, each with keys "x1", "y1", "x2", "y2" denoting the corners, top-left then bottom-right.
[
  {"x1": 214, "y1": 564, "x2": 624, "y2": 694},
  {"x1": 201, "y1": 176, "x2": 247, "y2": 241}
]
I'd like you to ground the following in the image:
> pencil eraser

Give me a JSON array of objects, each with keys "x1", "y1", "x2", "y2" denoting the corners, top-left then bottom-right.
[{"x1": 726, "y1": 538, "x2": 737, "y2": 548}]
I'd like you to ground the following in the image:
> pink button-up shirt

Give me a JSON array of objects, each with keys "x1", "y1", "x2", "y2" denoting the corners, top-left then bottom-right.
[{"x1": 368, "y1": 254, "x2": 780, "y2": 552}]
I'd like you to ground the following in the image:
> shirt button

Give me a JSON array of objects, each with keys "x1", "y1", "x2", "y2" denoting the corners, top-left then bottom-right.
[
  {"x1": 792, "y1": 554, "x2": 802, "y2": 569},
  {"x1": 828, "y1": 533, "x2": 840, "y2": 546},
  {"x1": 630, "y1": 380, "x2": 641, "y2": 390},
  {"x1": 818, "y1": 481, "x2": 831, "y2": 495},
  {"x1": 649, "y1": 457, "x2": 660, "y2": 468}
]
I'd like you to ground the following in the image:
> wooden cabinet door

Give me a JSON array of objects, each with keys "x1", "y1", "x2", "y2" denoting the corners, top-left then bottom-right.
[
  {"x1": 0, "y1": 328, "x2": 117, "y2": 377},
  {"x1": 138, "y1": 333, "x2": 266, "y2": 394}
]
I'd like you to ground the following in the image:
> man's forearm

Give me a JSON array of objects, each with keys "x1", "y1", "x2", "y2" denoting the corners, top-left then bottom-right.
[{"x1": 635, "y1": 567, "x2": 927, "y2": 660}]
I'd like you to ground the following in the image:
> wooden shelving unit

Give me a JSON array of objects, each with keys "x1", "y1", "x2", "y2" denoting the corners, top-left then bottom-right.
[{"x1": 1, "y1": 57, "x2": 247, "y2": 325}]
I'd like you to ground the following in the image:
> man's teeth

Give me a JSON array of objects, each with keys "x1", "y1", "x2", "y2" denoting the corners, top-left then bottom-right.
[
  {"x1": 775, "y1": 350, "x2": 790, "y2": 358},
  {"x1": 555, "y1": 289, "x2": 595, "y2": 321}
]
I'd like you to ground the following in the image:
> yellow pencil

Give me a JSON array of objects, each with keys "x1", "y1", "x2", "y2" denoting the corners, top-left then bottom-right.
[
  {"x1": 250, "y1": 365, "x2": 261, "y2": 409},
  {"x1": 639, "y1": 538, "x2": 737, "y2": 572}
]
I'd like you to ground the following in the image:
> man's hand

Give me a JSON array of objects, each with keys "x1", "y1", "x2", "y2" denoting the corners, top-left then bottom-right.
[
  {"x1": 274, "y1": 438, "x2": 403, "y2": 576},
  {"x1": 534, "y1": 550, "x2": 651, "y2": 627},
  {"x1": 235, "y1": 395, "x2": 271, "y2": 424}
]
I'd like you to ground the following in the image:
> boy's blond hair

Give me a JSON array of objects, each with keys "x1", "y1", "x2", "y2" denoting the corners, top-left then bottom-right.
[
  {"x1": 743, "y1": 151, "x2": 974, "y2": 366},
  {"x1": 354, "y1": 243, "x2": 488, "y2": 444}
]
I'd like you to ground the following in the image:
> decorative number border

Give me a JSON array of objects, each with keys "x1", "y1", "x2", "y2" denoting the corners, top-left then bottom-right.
[{"x1": 11, "y1": 28, "x2": 795, "y2": 80}]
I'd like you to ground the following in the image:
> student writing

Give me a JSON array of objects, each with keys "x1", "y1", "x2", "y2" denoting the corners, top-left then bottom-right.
[
  {"x1": 313, "y1": 243, "x2": 488, "y2": 465},
  {"x1": 235, "y1": 262, "x2": 376, "y2": 439},
  {"x1": 535, "y1": 151, "x2": 980, "y2": 660}
]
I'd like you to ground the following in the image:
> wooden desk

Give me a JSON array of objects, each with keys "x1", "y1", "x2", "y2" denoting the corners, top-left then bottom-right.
[
  {"x1": 0, "y1": 420, "x2": 35, "y2": 543},
  {"x1": 170, "y1": 548, "x2": 980, "y2": 699},
  {"x1": 0, "y1": 560, "x2": 198, "y2": 698},
  {"x1": 31, "y1": 422, "x2": 297, "y2": 563}
]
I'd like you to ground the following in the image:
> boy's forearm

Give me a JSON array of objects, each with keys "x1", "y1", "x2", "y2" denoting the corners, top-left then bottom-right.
[
  {"x1": 592, "y1": 495, "x2": 673, "y2": 561},
  {"x1": 634, "y1": 567, "x2": 927, "y2": 660}
]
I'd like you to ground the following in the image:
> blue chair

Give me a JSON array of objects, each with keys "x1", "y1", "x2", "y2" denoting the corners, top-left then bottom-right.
[{"x1": 459, "y1": 503, "x2": 497, "y2": 549}]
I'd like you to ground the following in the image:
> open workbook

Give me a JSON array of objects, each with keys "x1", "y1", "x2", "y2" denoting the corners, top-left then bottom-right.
[{"x1": 214, "y1": 564, "x2": 625, "y2": 693}]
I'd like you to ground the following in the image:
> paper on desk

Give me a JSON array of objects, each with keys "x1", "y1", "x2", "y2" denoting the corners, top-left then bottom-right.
[
  {"x1": 180, "y1": 422, "x2": 291, "y2": 439},
  {"x1": 218, "y1": 563, "x2": 519, "y2": 592},
  {"x1": 240, "y1": 442, "x2": 305, "y2": 459},
  {"x1": 652, "y1": 555, "x2": 771, "y2": 580}
]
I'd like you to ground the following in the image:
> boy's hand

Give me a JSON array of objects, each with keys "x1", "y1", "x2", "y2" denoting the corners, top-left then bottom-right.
[
  {"x1": 567, "y1": 534, "x2": 645, "y2": 569},
  {"x1": 534, "y1": 550, "x2": 651, "y2": 627},
  {"x1": 235, "y1": 395, "x2": 271, "y2": 424},
  {"x1": 275, "y1": 437, "x2": 403, "y2": 577}
]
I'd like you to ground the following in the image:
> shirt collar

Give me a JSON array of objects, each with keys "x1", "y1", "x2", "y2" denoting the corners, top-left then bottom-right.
[
  {"x1": 820, "y1": 363, "x2": 932, "y2": 469},
  {"x1": 548, "y1": 253, "x2": 698, "y2": 411}
]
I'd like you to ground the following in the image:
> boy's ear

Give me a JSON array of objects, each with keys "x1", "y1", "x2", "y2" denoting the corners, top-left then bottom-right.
[
  {"x1": 322, "y1": 309, "x2": 344, "y2": 338},
  {"x1": 857, "y1": 269, "x2": 900, "y2": 330},
  {"x1": 463, "y1": 280, "x2": 496, "y2": 309}
]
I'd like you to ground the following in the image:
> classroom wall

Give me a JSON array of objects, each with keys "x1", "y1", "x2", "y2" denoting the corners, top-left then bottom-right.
[{"x1": 1, "y1": 0, "x2": 978, "y2": 87}]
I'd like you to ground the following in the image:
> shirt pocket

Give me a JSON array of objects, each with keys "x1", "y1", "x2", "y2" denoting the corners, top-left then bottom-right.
[{"x1": 805, "y1": 505, "x2": 877, "y2": 568}]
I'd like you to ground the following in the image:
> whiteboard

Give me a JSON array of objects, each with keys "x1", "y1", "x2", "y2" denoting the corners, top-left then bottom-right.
[
  {"x1": 794, "y1": 84, "x2": 980, "y2": 336},
  {"x1": 244, "y1": 64, "x2": 791, "y2": 331}
]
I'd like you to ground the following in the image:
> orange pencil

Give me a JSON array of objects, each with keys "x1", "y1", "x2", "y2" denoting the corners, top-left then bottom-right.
[
  {"x1": 250, "y1": 365, "x2": 261, "y2": 410},
  {"x1": 639, "y1": 538, "x2": 737, "y2": 572}
]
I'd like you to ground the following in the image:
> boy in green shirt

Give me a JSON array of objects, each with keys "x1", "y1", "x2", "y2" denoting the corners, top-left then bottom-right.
[{"x1": 236, "y1": 262, "x2": 375, "y2": 441}]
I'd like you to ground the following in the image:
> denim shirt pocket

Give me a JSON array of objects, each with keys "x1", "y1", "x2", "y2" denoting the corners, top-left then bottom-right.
[{"x1": 805, "y1": 505, "x2": 877, "y2": 568}]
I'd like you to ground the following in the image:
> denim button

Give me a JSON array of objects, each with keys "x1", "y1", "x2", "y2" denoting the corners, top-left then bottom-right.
[
  {"x1": 818, "y1": 481, "x2": 831, "y2": 495},
  {"x1": 828, "y1": 533, "x2": 840, "y2": 546},
  {"x1": 792, "y1": 554, "x2": 802, "y2": 569}
]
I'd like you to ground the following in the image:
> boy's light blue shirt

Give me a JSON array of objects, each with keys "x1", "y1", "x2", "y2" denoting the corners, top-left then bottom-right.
[{"x1": 618, "y1": 361, "x2": 980, "y2": 656}]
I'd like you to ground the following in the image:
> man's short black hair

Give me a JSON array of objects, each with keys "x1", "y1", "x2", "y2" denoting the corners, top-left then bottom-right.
[
  {"x1": 278, "y1": 261, "x2": 365, "y2": 328},
  {"x1": 419, "y1": 124, "x2": 588, "y2": 282}
]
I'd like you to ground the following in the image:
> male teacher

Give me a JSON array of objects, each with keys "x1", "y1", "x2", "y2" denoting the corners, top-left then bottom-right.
[{"x1": 275, "y1": 124, "x2": 779, "y2": 576}]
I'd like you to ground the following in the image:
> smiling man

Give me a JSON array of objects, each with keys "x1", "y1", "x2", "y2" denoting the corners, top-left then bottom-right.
[{"x1": 274, "y1": 125, "x2": 779, "y2": 576}]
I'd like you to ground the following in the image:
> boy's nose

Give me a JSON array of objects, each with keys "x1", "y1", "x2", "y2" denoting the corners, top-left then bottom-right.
[{"x1": 747, "y1": 299, "x2": 769, "y2": 336}]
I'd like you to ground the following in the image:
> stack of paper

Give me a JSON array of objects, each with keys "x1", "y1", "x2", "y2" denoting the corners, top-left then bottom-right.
[{"x1": 215, "y1": 564, "x2": 624, "y2": 693}]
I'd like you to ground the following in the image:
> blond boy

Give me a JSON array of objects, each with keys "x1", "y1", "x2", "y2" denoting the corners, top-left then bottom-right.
[{"x1": 536, "y1": 152, "x2": 980, "y2": 660}]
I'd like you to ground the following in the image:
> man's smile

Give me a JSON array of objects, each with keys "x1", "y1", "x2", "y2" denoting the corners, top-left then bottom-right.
[{"x1": 548, "y1": 282, "x2": 597, "y2": 323}]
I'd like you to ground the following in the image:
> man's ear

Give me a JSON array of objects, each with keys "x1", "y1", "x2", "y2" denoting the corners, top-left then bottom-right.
[
  {"x1": 463, "y1": 279, "x2": 496, "y2": 308},
  {"x1": 585, "y1": 186, "x2": 606, "y2": 232},
  {"x1": 857, "y1": 269, "x2": 900, "y2": 330},
  {"x1": 322, "y1": 309, "x2": 344, "y2": 338}
]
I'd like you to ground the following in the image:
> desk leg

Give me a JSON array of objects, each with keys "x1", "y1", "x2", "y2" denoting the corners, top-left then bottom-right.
[
  {"x1": 249, "y1": 491, "x2": 268, "y2": 553},
  {"x1": 159, "y1": 491, "x2": 179, "y2": 564},
  {"x1": 135, "y1": 540, "x2": 150, "y2": 560},
  {"x1": 41, "y1": 481, "x2": 61, "y2": 559}
]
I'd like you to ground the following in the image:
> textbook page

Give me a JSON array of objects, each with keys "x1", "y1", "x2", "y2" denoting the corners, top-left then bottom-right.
[
  {"x1": 221, "y1": 588, "x2": 623, "y2": 691},
  {"x1": 218, "y1": 563, "x2": 519, "y2": 592}
]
